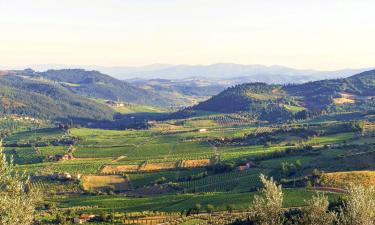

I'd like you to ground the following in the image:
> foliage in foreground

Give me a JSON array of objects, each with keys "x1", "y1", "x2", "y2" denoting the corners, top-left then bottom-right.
[
  {"x1": 249, "y1": 174, "x2": 284, "y2": 225},
  {"x1": 0, "y1": 140, "x2": 41, "y2": 225},
  {"x1": 337, "y1": 184, "x2": 375, "y2": 225},
  {"x1": 299, "y1": 194, "x2": 335, "y2": 225},
  {"x1": 239, "y1": 174, "x2": 375, "y2": 225}
]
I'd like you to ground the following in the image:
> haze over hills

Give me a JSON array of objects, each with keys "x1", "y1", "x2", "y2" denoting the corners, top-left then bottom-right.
[
  {"x1": 5, "y1": 64, "x2": 370, "y2": 101},
  {"x1": 128, "y1": 77, "x2": 228, "y2": 101},
  {"x1": 5, "y1": 63, "x2": 372, "y2": 82},
  {"x1": 118, "y1": 63, "x2": 370, "y2": 81}
]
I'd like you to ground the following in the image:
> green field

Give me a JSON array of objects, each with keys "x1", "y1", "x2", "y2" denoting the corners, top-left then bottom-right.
[
  {"x1": 5, "y1": 114, "x2": 374, "y2": 224},
  {"x1": 51, "y1": 188, "x2": 339, "y2": 214}
]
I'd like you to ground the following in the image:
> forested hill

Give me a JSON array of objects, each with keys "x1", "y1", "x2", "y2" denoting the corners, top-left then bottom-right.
[
  {"x1": 23, "y1": 69, "x2": 178, "y2": 107},
  {"x1": 0, "y1": 74, "x2": 114, "y2": 120},
  {"x1": 192, "y1": 69, "x2": 375, "y2": 121}
]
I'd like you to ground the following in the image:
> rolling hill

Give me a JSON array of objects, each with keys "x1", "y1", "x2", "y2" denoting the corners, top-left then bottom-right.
[
  {"x1": 23, "y1": 69, "x2": 180, "y2": 107},
  {"x1": 128, "y1": 77, "x2": 228, "y2": 106},
  {"x1": 191, "y1": 69, "x2": 375, "y2": 121},
  {"x1": 126, "y1": 74, "x2": 324, "y2": 108},
  {"x1": 0, "y1": 74, "x2": 114, "y2": 120}
]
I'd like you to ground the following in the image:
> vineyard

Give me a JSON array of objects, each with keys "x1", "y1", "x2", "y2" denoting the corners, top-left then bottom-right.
[
  {"x1": 180, "y1": 169, "x2": 263, "y2": 193},
  {"x1": 207, "y1": 113, "x2": 258, "y2": 126},
  {"x1": 4, "y1": 111, "x2": 375, "y2": 224}
]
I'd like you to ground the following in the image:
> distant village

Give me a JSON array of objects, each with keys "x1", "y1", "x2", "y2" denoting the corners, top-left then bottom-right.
[{"x1": 0, "y1": 114, "x2": 43, "y2": 123}]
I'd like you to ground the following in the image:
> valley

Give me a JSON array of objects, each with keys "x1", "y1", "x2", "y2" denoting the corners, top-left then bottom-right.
[
  {"x1": 3, "y1": 1, "x2": 375, "y2": 224},
  {"x1": 2, "y1": 69, "x2": 375, "y2": 224}
]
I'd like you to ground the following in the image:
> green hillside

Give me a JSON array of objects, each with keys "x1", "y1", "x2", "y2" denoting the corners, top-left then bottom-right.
[
  {"x1": 0, "y1": 75, "x2": 114, "y2": 120},
  {"x1": 192, "y1": 69, "x2": 375, "y2": 122},
  {"x1": 25, "y1": 69, "x2": 182, "y2": 107}
]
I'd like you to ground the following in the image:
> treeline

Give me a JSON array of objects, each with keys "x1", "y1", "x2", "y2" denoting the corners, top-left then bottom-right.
[{"x1": 215, "y1": 121, "x2": 364, "y2": 147}]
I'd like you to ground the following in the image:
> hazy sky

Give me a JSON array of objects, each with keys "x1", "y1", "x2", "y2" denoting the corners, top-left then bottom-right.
[{"x1": 0, "y1": 0, "x2": 374, "y2": 70}]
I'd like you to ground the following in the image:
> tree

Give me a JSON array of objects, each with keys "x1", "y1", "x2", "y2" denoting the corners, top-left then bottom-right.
[
  {"x1": 0, "y1": 140, "x2": 41, "y2": 225},
  {"x1": 281, "y1": 162, "x2": 290, "y2": 177},
  {"x1": 194, "y1": 203, "x2": 202, "y2": 214},
  {"x1": 226, "y1": 204, "x2": 235, "y2": 213},
  {"x1": 338, "y1": 184, "x2": 375, "y2": 225},
  {"x1": 206, "y1": 204, "x2": 214, "y2": 213},
  {"x1": 299, "y1": 194, "x2": 335, "y2": 225},
  {"x1": 311, "y1": 169, "x2": 324, "y2": 186},
  {"x1": 250, "y1": 174, "x2": 284, "y2": 225}
]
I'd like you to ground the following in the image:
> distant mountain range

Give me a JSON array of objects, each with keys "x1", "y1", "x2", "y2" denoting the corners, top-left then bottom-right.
[
  {"x1": 6, "y1": 63, "x2": 372, "y2": 82},
  {"x1": 128, "y1": 77, "x2": 228, "y2": 99}
]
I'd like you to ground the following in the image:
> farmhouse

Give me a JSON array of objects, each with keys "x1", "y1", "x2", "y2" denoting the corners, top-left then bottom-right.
[
  {"x1": 73, "y1": 214, "x2": 96, "y2": 224},
  {"x1": 237, "y1": 162, "x2": 252, "y2": 171}
]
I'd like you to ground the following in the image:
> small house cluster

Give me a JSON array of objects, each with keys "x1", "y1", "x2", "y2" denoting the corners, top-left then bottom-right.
[
  {"x1": 48, "y1": 153, "x2": 73, "y2": 162},
  {"x1": 4, "y1": 114, "x2": 42, "y2": 123},
  {"x1": 105, "y1": 100, "x2": 125, "y2": 107}
]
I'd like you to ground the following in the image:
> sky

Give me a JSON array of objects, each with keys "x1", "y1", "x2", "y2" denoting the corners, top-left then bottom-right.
[{"x1": 0, "y1": 0, "x2": 374, "y2": 70}]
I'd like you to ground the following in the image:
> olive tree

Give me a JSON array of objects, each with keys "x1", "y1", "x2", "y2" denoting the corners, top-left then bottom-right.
[
  {"x1": 299, "y1": 194, "x2": 335, "y2": 225},
  {"x1": 338, "y1": 184, "x2": 375, "y2": 225},
  {"x1": 250, "y1": 174, "x2": 284, "y2": 225},
  {"x1": 0, "y1": 140, "x2": 41, "y2": 225}
]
